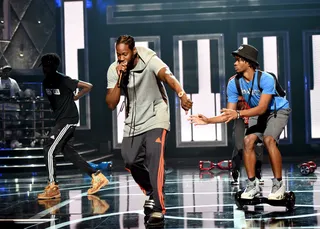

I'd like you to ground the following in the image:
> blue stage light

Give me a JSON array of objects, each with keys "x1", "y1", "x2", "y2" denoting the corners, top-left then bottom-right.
[
  {"x1": 87, "y1": 0, "x2": 93, "y2": 8},
  {"x1": 55, "y1": 0, "x2": 61, "y2": 8},
  {"x1": 97, "y1": 0, "x2": 115, "y2": 14}
]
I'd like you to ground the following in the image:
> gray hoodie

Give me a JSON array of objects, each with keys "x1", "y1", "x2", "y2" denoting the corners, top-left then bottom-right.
[{"x1": 107, "y1": 46, "x2": 170, "y2": 137}]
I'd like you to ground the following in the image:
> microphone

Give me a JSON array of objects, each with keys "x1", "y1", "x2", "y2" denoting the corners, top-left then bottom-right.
[
  {"x1": 117, "y1": 70, "x2": 123, "y2": 88},
  {"x1": 117, "y1": 61, "x2": 128, "y2": 88}
]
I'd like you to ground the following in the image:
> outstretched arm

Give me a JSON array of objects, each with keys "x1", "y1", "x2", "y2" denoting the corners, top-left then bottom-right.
[
  {"x1": 188, "y1": 102, "x2": 237, "y2": 125},
  {"x1": 157, "y1": 66, "x2": 193, "y2": 114},
  {"x1": 222, "y1": 73, "x2": 275, "y2": 122},
  {"x1": 188, "y1": 114, "x2": 228, "y2": 125},
  {"x1": 74, "y1": 80, "x2": 93, "y2": 101},
  {"x1": 221, "y1": 94, "x2": 272, "y2": 122}
]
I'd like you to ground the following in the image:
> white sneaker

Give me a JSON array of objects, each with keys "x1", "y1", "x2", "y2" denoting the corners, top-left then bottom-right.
[
  {"x1": 268, "y1": 178, "x2": 285, "y2": 200},
  {"x1": 241, "y1": 178, "x2": 260, "y2": 199}
]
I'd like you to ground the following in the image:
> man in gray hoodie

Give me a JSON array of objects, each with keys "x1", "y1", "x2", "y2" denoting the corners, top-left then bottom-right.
[{"x1": 106, "y1": 35, "x2": 192, "y2": 227}]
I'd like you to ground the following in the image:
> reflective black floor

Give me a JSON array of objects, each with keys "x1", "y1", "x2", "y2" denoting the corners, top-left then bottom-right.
[{"x1": 0, "y1": 161, "x2": 320, "y2": 228}]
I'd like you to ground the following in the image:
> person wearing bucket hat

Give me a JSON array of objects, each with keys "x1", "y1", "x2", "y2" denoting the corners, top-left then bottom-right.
[
  {"x1": 227, "y1": 74, "x2": 264, "y2": 187},
  {"x1": 228, "y1": 45, "x2": 264, "y2": 186},
  {"x1": 38, "y1": 53, "x2": 109, "y2": 200},
  {"x1": 189, "y1": 44, "x2": 291, "y2": 201},
  {"x1": 231, "y1": 44, "x2": 259, "y2": 66}
]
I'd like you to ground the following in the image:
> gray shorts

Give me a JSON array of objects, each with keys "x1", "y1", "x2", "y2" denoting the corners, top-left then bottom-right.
[{"x1": 246, "y1": 108, "x2": 291, "y2": 142}]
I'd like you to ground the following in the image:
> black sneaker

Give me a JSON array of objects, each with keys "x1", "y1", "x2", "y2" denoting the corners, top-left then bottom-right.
[
  {"x1": 230, "y1": 180, "x2": 239, "y2": 185},
  {"x1": 146, "y1": 212, "x2": 164, "y2": 227},
  {"x1": 255, "y1": 168, "x2": 261, "y2": 179},
  {"x1": 258, "y1": 179, "x2": 264, "y2": 185},
  {"x1": 144, "y1": 199, "x2": 155, "y2": 216},
  {"x1": 231, "y1": 170, "x2": 240, "y2": 185}
]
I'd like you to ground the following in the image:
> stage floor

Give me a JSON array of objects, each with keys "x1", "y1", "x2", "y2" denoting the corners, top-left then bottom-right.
[{"x1": 0, "y1": 162, "x2": 319, "y2": 229}]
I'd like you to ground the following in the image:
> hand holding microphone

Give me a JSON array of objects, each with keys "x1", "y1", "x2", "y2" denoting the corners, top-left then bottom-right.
[
  {"x1": 116, "y1": 61, "x2": 128, "y2": 88},
  {"x1": 116, "y1": 61, "x2": 128, "y2": 75}
]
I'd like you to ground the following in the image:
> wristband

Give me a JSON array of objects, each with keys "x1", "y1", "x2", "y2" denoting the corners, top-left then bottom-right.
[{"x1": 236, "y1": 110, "x2": 240, "y2": 119}]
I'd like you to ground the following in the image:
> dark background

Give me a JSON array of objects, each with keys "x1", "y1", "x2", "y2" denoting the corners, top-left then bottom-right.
[
  {"x1": 2, "y1": 0, "x2": 320, "y2": 160},
  {"x1": 78, "y1": 0, "x2": 320, "y2": 160}
]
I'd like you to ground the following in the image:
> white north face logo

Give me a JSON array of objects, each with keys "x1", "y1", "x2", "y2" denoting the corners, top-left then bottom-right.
[
  {"x1": 50, "y1": 135, "x2": 55, "y2": 139},
  {"x1": 46, "y1": 89, "x2": 60, "y2": 96},
  {"x1": 53, "y1": 89, "x2": 60, "y2": 95},
  {"x1": 46, "y1": 89, "x2": 52, "y2": 95}
]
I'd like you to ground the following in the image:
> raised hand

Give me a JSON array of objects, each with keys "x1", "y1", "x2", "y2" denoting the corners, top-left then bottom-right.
[{"x1": 116, "y1": 61, "x2": 128, "y2": 76}]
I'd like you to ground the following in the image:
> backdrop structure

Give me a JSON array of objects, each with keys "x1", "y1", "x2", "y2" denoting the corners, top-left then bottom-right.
[{"x1": 57, "y1": 0, "x2": 320, "y2": 159}]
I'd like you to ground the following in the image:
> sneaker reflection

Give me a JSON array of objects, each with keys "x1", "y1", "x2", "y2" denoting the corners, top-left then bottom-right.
[
  {"x1": 88, "y1": 195, "x2": 110, "y2": 214},
  {"x1": 38, "y1": 198, "x2": 61, "y2": 215}
]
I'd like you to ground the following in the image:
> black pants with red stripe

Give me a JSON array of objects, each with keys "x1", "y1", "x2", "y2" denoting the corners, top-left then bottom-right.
[
  {"x1": 44, "y1": 123, "x2": 96, "y2": 183},
  {"x1": 121, "y1": 128, "x2": 167, "y2": 214}
]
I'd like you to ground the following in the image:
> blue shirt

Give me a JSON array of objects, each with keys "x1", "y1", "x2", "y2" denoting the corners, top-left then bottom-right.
[{"x1": 227, "y1": 71, "x2": 289, "y2": 111}]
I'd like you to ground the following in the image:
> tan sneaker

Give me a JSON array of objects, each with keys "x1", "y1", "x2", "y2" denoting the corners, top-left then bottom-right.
[
  {"x1": 38, "y1": 183, "x2": 61, "y2": 199},
  {"x1": 44, "y1": 183, "x2": 51, "y2": 190},
  {"x1": 88, "y1": 195, "x2": 110, "y2": 214},
  {"x1": 87, "y1": 172, "x2": 109, "y2": 195}
]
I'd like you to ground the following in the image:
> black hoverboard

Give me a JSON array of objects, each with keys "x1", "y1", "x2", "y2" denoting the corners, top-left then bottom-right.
[{"x1": 234, "y1": 191, "x2": 295, "y2": 211}]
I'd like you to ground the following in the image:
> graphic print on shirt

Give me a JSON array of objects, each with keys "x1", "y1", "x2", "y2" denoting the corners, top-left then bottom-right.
[{"x1": 46, "y1": 89, "x2": 61, "y2": 96}]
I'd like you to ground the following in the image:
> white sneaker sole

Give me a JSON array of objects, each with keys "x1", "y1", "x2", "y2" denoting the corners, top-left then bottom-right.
[
  {"x1": 241, "y1": 192, "x2": 260, "y2": 200},
  {"x1": 267, "y1": 195, "x2": 284, "y2": 200}
]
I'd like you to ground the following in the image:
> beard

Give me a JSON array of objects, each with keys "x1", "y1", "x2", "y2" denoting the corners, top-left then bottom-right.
[
  {"x1": 126, "y1": 53, "x2": 138, "y2": 71},
  {"x1": 119, "y1": 54, "x2": 138, "y2": 88},
  {"x1": 126, "y1": 59, "x2": 134, "y2": 71}
]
